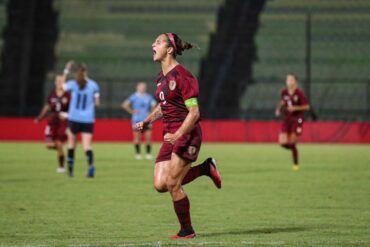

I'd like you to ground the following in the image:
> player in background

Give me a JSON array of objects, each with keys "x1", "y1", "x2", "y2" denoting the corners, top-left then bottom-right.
[
  {"x1": 136, "y1": 33, "x2": 222, "y2": 239},
  {"x1": 122, "y1": 82, "x2": 156, "y2": 160},
  {"x1": 275, "y1": 73, "x2": 310, "y2": 171},
  {"x1": 63, "y1": 63, "x2": 100, "y2": 178},
  {"x1": 34, "y1": 62, "x2": 72, "y2": 173}
]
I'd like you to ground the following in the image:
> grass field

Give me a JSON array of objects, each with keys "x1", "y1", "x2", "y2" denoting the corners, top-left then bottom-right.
[{"x1": 0, "y1": 142, "x2": 369, "y2": 246}]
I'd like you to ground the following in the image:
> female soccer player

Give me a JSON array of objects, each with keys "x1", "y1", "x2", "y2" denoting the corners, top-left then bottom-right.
[
  {"x1": 275, "y1": 73, "x2": 310, "y2": 171},
  {"x1": 63, "y1": 63, "x2": 100, "y2": 178},
  {"x1": 122, "y1": 82, "x2": 156, "y2": 160},
  {"x1": 35, "y1": 70, "x2": 71, "y2": 173},
  {"x1": 136, "y1": 33, "x2": 222, "y2": 239}
]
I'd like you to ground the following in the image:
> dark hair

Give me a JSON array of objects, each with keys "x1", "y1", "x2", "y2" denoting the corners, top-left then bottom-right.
[
  {"x1": 166, "y1": 33, "x2": 195, "y2": 56},
  {"x1": 77, "y1": 63, "x2": 87, "y2": 72}
]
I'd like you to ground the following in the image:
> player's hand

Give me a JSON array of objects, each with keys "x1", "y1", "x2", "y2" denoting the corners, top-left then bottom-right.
[
  {"x1": 164, "y1": 132, "x2": 181, "y2": 145},
  {"x1": 135, "y1": 121, "x2": 148, "y2": 132},
  {"x1": 275, "y1": 108, "x2": 280, "y2": 117},
  {"x1": 65, "y1": 60, "x2": 74, "y2": 71},
  {"x1": 59, "y1": 112, "x2": 69, "y2": 120},
  {"x1": 34, "y1": 117, "x2": 40, "y2": 124},
  {"x1": 287, "y1": 106, "x2": 296, "y2": 112}
]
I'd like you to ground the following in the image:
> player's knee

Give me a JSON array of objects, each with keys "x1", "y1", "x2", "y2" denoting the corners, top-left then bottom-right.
[
  {"x1": 153, "y1": 181, "x2": 167, "y2": 193},
  {"x1": 166, "y1": 178, "x2": 180, "y2": 193}
]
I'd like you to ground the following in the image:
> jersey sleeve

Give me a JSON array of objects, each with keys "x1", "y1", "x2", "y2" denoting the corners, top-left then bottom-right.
[
  {"x1": 64, "y1": 80, "x2": 74, "y2": 92},
  {"x1": 298, "y1": 90, "x2": 309, "y2": 105},
  {"x1": 179, "y1": 76, "x2": 199, "y2": 101},
  {"x1": 127, "y1": 94, "x2": 135, "y2": 104}
]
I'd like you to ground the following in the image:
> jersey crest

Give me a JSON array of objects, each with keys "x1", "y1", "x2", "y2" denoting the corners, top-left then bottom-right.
[{"x1": 169, "y1": 80, "x2": 176, "y2": 91}]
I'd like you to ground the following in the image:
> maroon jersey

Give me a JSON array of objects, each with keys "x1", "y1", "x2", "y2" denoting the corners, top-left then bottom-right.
[
  {"x1": 281, "y1": 88, "x2": 308, "y2": 120},
  {"x1": 47, "y1": 91, "x2": 70, "y2": 124},
  {"x1": 155, "y1": 64, "x2": 199, "y2": 124}
]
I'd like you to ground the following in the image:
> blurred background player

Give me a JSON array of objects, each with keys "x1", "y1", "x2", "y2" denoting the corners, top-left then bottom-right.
[
  {"x1": 34, "y1": 62, "x2": 72, "y2": 173},
  {"x1": 136, "y1": 33, "x2": 222, "y2": 239},
  {"x1": 63, "y1": 63, "x2": 100, "y2": 178},
  {"x1": 275, "y1": 73, "x2": 310, "y2": 171},
  {"x1": 121, "y1": 82, "x2": 156, "y2": 160}
]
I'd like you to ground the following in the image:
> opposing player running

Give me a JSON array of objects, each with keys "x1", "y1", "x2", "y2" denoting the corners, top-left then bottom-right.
[
  {"x1": 136, "y1": 33, "x2": 222, "y2": 239},
  {"x1": 275, "y1": 73, "x2": 310, "y2": 171},
  {"x1": 35, "y1": 62, "x2": 72, "y2": 173}
]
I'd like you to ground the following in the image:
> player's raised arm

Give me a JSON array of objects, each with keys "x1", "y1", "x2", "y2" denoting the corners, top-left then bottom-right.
[
  {"x1": 34, "y1": 104, "x2": 51, "y2": 123},
  {"x1": 60, "y1": 60, "x2": 74, "y2": 84}
]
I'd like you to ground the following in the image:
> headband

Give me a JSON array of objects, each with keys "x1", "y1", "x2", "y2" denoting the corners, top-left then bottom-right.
[{"x1": 166, "y1": 33, "x2": 177, "y2": 53}]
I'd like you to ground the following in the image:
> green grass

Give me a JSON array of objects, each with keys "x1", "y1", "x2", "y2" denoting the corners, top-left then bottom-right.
[{"x1": 1, "y1": 142, "x2": 370, "y2": 246}]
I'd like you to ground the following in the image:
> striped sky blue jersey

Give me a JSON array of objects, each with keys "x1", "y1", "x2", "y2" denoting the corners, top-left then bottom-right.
[
  {"x1": 64, "y1": 79, "x2": 100, "y2": 123},
  {"x1": 127, "y1": 92, "x2": 156, "y2": 124}
]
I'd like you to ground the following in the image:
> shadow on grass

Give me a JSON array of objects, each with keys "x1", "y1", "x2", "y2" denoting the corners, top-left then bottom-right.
[{"x1": 201, "y1": 226, "x2": 307, "y2": 237}]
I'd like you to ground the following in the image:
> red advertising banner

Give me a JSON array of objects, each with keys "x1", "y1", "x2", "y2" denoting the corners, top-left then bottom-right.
[{"x1": 0, "y1": 118, "x2": 369, "y2": 143}]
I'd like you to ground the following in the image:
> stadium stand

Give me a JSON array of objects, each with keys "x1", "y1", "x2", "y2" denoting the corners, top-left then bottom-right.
[
  {"x1": 51, "y1": 0, "x2": 223, "y2": 117},
  {"x1": 241, "y1": 0, "x2": 370, "y2": 120}
]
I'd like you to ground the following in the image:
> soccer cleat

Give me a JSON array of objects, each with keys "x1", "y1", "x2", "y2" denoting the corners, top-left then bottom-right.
[
  {"x1": 135, "y1": 154, "x2": 143, "y2": 160},
  {"x1": 170, "y1": 229, "x2": 196, "y2": 239},
  {"x1": 292, "y1": 165, "x2": 300, "y2": 171},
  {"x1": 145, "y1": 154, "x2": 153, "y2": 160},
  {"x1": 56, "y1": 167, "x2": 65, "y2": 173},
  {"x1": 87, "y1": 165, "x2": 95, "y2": 178},
  {"x1": 207, "y1": 158, "x2": 222, "y2": 189}
]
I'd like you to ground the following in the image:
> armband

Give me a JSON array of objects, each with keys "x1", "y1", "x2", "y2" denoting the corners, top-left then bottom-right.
[{"x1": 184, "y1": 98, "x2": 198, "y2": 107}]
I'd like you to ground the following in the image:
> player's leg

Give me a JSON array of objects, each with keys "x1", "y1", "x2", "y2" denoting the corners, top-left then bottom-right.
[
  {"x1": 133, "y1": 130, "x2": 142, "y2": 160},
  {"x1": 81, "y1": 132, "x2": 95, "y2": 177},
  {"x1": 45, "y1": 125, "x2": 56, "y2": 150},
  {"x1": 46, "y1": 142, "x2": 57, "y2": 150},
  {"x1": 167, "y1": 153, "x2": 195, "y2": 239},
  {"x1": 67, "y1": 126, "x2": 77, "y2": 177},
  {"x1": 290, "y1": 133, "x2": 299, "y2": 170},
  {"x1": 153, "y1": 160, "x2": 171, "y2": 192},
  {"x1": 55, "y1": 140, "x2": 65, "y2": 173},
  {"x1": 144, "y1": 129, "x2": 152, "y2": 160},
  {"x1": 182, "y1": 156, "x2": 222, "y2": 189}
]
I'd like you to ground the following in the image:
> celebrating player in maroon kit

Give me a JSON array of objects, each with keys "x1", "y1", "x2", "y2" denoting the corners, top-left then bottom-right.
[
  {"x1": 35, "y1": 62, "x2": 72, "y2": 173},
  {"x1": 136, "y1": 33, "x2": 222, "y2": 239},
  {"x1": 275, "y1": 74, "x2": 310, "y2": 171}
]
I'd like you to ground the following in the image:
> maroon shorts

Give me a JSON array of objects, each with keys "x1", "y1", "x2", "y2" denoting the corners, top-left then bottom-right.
[
  {"x1": 156, "y1": 123, "x2": 202, "y2": 163},
  {"x1": 281, "y1": 117, "x2": 304, "y2": 136},
  {"x1": 45, "y1": 120, "x2": 68, "y2": 142}
]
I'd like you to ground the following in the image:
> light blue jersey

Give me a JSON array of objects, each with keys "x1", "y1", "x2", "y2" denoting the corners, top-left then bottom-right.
[
  {"x1": 64, "y1": 79, "x2": 100, "y2": 123},
  {"x1": 127, "y1": 93, "x2": 156, "y2": 124}
]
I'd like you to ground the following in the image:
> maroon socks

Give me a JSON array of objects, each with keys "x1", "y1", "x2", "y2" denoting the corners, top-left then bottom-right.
[
  {"x1": 182, "y1": 161, "x2": 209, "y2": 186},
  {"x1": 173, "y1": 196, "x2": 193, "y2": 232},
  {"x1": 281, "y1": 144, "x2": 299, "y2": 165}
]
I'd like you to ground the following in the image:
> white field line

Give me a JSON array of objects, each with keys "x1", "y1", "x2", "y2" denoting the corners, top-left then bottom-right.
[{"x1": 1, "y1": 240, "x2": 367, "y2": 247}]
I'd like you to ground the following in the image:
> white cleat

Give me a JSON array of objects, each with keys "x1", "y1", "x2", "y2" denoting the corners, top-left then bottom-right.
[
  {"x1": 135, "y1": 154, "x2": 143, "y2": 160},
  {"x1": 57, "y1": 167, "x2": 65, "y2": 173},
  {"x1": 145, "y1": 154, "x2": 153, "y2": 160}
]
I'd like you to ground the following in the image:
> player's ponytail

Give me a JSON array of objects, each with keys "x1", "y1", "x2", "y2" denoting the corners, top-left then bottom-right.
[{"x1": 166, "y1": 33, "x2": 198, "y2": 56}]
